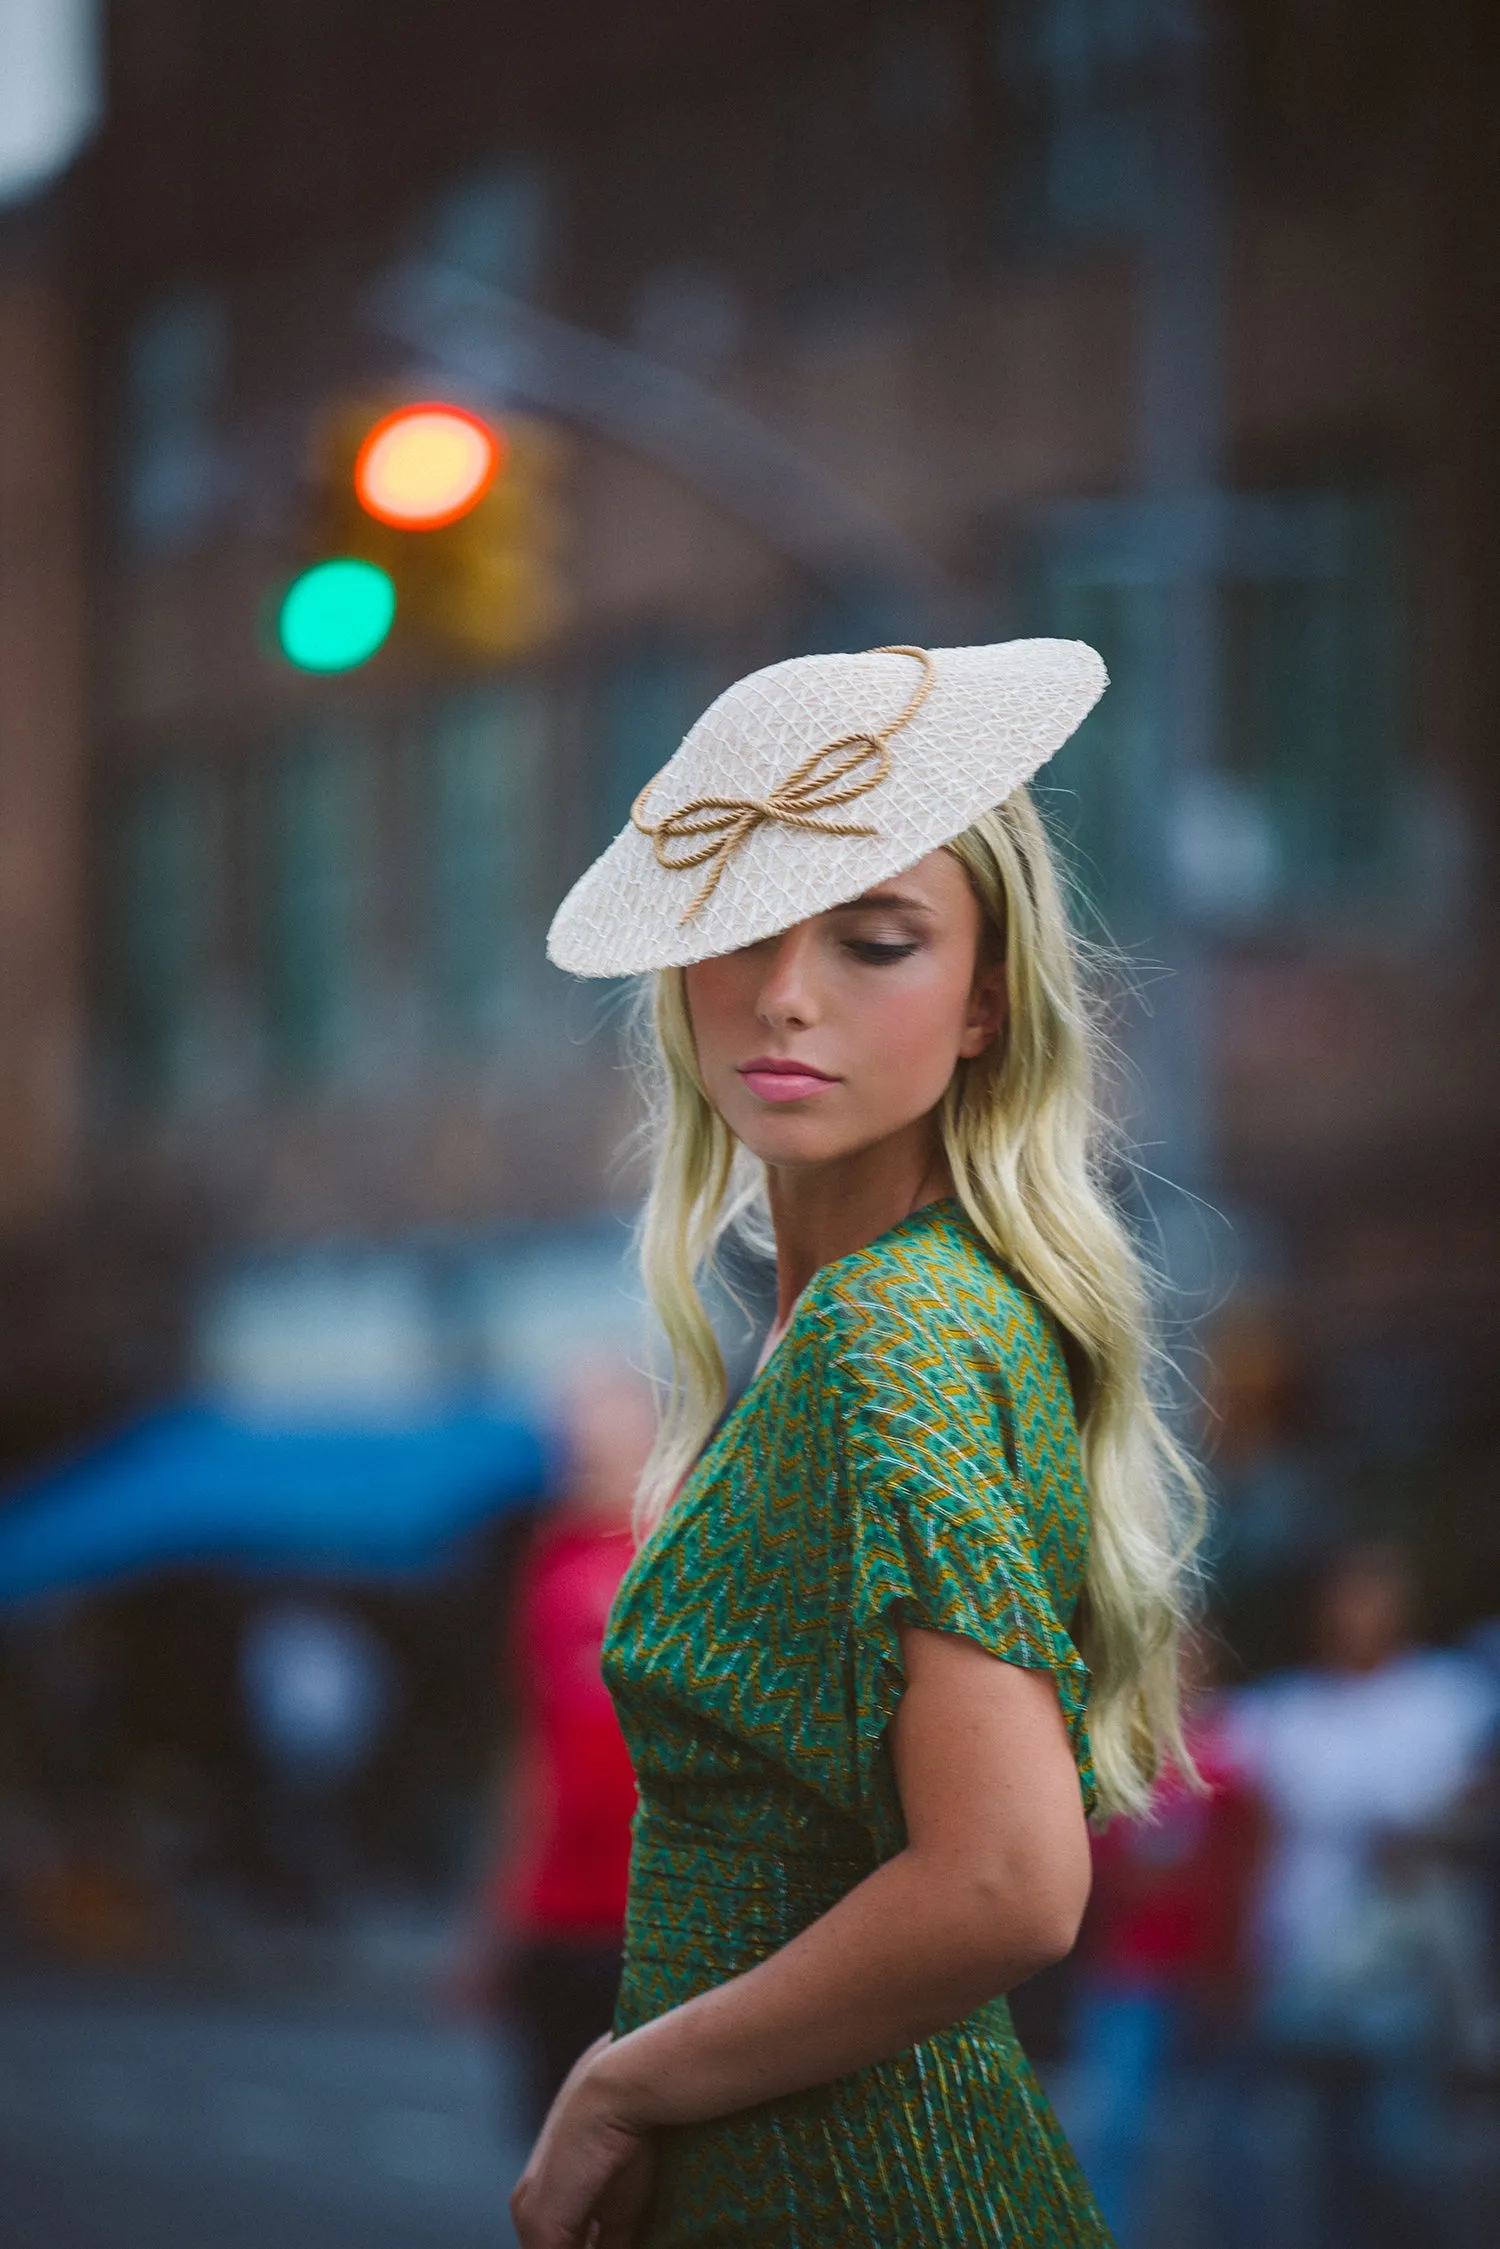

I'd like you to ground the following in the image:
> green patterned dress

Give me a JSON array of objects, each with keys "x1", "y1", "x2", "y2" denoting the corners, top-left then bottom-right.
[{"x1": 601, "y1": 1198, "x2": 1111, "y2": 2246}]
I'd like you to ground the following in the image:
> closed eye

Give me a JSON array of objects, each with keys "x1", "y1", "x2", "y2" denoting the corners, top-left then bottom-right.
[{"x1": 844, "y1": 938, "x2": 920, "y2": 964}]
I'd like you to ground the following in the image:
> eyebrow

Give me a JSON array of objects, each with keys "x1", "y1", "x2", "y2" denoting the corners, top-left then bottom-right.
[{"x1": 829, "y1": 889, "x2": 937, "y2": 916}]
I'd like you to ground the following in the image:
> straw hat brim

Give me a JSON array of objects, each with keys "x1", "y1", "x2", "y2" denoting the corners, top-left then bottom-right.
[{"x1": 547, "y1": 639, "x2": 1106, "y2": 977}]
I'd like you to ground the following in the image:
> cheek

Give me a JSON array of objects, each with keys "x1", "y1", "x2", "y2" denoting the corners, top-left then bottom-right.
[
  {"x1": 682, "y1": 963, "x2": 748, "y2": 1072},
  {"x1": 853, "y1": 966, "x2": 969, "y2": 1092}
]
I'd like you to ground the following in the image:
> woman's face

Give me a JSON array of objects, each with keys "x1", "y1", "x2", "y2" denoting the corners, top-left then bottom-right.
[{"x1": 683, "y1": 847, "x2": 1005, "y2": 1171}]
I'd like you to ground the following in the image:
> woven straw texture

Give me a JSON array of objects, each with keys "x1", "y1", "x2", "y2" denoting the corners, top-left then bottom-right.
[{"x1": 547, "y1": 639, "x2": 1106, "y2": 976}]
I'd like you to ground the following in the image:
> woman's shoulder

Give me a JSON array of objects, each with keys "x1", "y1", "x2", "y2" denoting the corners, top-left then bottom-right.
[{"x1": 803, "y1": 1198, "x2": 1057, "y2": 1368}]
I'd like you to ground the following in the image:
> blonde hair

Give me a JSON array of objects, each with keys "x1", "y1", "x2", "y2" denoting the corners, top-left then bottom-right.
[{"x1": 629, "y1": 787, "x2": 1204, "y2": 1818}]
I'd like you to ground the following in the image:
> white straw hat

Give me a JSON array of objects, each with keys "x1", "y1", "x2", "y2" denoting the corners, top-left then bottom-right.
[{"x1": 547, "y1": 639, "x2": 1106, "y2": 977}]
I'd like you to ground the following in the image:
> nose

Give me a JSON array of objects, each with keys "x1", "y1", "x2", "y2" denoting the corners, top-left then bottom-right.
[{"x1": 753, "y1": 923, "x2": 820, "y2": 1030}]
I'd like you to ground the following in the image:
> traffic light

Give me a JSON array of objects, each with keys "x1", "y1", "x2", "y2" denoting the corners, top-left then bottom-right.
[
  {"x1": 354, "y1": 404, "x2": 500, "y2": 529},
  {"x1": 278, "y1": 558, "x2": 396, "y2": 672},
  {"x1": 273, "y1": 395, "x2": 568, "y2": 672}
]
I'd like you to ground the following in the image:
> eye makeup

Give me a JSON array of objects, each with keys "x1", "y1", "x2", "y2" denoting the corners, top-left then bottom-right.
[{"x1": 842, "y1": 937, "x2": 921, "y2": 964}]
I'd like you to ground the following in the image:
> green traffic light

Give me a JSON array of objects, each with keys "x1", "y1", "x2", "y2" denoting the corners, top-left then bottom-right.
[{"x1": 278, "y1": 558, "x2": 396, "y2": 672}]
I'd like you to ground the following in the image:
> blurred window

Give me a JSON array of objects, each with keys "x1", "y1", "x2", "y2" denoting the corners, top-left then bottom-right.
[
  {"x1": 119, "y1": 292, "x2": 229, "y2": 553},
  {"x1": 106, "y1": 763, "x2": 217, "y2": 1105},
  {"x1": 996, "y1": 0, "x2": 1187, "y2": 247},
  {"x1": 792, "y1": 582, "x2": 933, "y2": 662},
  {"x1": 1221, "y1": 488, "x2": 1407, "y2": 919},
  {"x1": 592, "y1": 643, "x2": 724, "y2": 855},
  {"x1": 425, "y1": 682, "x2": 547, "y2": 1047},
  {"x1": 1026, "y1": 576, "x2": 1172, "y2": 945},
  {"x1": 425, "y1": 161, "x2": 552, "y2": 298},
  {"x1": 263, "y1": 731, "x2": 369, "y2": 1084},
  {"x1": 1023, "y1": 483, "x2": 1410, "y2": 938}
]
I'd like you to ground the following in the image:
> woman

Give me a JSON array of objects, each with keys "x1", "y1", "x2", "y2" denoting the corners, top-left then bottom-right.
[{"x1": 514, "y1": 641, "x2": 1201, "y2": 2246}]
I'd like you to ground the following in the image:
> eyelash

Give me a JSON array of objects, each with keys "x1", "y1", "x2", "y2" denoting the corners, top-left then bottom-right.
[{"x1": 844, "y1": 939, "x2": 920, "y2": 964}]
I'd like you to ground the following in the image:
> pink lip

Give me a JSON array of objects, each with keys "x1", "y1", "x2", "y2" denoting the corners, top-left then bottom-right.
[{"x1": 737, "y1": 1057, "x2": 840, "y2": 1104}]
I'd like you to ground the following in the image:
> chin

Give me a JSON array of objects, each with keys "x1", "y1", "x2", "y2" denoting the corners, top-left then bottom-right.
[
  {"x1": 737, "y1": 1127, "x2": 836, "y2": 1167},
  {"x1": 719, "y1": 1104, "x2": 844, "y2": 1167}
]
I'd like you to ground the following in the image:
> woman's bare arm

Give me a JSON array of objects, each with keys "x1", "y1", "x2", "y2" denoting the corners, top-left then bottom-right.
[{"x1": 590, "y1": 1624, "x2": 1092, "y2": 2131}]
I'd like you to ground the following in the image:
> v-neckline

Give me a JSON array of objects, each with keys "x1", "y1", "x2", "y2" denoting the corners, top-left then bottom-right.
[
  {"x1": 747, "y1": 1194, "x2": 960, "y2": 1388},
  {"x1": 628, "y1": 1197, "x2": 964, "y2": 1560}
]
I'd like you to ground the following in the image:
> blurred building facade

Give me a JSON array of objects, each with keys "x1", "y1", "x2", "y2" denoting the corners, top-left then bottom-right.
[{"x1": 0, "y1": 0, "x2": 1496, "y2": 1609}]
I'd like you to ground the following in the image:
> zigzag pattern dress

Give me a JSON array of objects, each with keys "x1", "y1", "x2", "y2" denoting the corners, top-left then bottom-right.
[{"x1": 601, "y1": 1198, "x2": 1112, "y2": 2246}]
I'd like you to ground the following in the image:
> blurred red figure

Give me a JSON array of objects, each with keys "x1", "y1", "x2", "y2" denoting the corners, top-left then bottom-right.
[
  {"x1": 463, "y1": 1363, "x2": 654, "y2": 2133},
  {"x1": 1086, "y1": 1709, "x2": 1262, "y2": 2014},
  {"x1": 1066, "y1": 1632, "x2": 1265, "y2": 2247}
]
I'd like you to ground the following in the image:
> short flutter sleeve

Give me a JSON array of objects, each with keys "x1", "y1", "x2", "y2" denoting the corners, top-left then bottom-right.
[{"x1": 808, "y1": 1249, "x2": 1097, "y2": 1832}]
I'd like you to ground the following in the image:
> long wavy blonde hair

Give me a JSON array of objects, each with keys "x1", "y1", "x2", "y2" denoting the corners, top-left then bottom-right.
[{"x1": 627, "y1": 786, "x2": 1204, "y2": 1819}]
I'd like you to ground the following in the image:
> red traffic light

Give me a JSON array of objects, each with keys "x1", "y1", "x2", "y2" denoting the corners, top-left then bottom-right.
[{"x1": 353, "y1": 403, "x2": 502, "y2": 530}]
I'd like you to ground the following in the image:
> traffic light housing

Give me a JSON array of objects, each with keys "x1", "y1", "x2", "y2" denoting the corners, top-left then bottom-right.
[{"x1": 284, "y1": 396, "x2": 569, "y2": 669}]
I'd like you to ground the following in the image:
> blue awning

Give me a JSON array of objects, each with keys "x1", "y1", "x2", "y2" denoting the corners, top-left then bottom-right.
[{"x1": 0, "y1": 1402, "x2": 549, "y2": 1607}]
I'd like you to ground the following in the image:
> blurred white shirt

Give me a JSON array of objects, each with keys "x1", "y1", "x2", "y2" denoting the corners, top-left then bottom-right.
[{"x1": 1226, "y1": 1649, "x2": 1498, "y2": 1990}]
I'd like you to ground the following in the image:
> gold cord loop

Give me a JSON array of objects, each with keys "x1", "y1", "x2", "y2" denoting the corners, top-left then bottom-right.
[{"x1": 630, "y1": 645, "x2": 933, "y2": 925}]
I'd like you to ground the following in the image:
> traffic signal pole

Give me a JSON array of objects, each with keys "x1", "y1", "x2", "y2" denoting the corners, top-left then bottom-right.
[{"x1": 367, "y1": 260, "x2": 967, "y2": 627}]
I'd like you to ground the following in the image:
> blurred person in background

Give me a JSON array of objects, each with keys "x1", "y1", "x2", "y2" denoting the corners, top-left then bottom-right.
[
  {"x1": 239, "y1": 1595, "x2": 397, "y2": 1917},
  {"x1": 1066, "y1": 1626, "x2": 1266, "y2": 2247},
  {"x1": 453, "y1": 1361, "x2": 650, "y2": 2136},
  {"x1": 1226, "y1": 1542, "x2": 1498, "y2": 2249},
  {"x1": 1460, "y1": 1616, "x2": 1500, "y2": 2080},
  {"x1": 1201, "y1": 1303, "x2": 1322, "y2": 1677}
]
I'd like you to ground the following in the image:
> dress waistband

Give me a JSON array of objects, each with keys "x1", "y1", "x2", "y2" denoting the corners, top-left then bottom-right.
[
  {"x1": 626, "y1": 1804, "x2": 876, "y2": 1966},
  {"x1": 633, "y1": 1803, "x2": 874, "y2": 1883}
]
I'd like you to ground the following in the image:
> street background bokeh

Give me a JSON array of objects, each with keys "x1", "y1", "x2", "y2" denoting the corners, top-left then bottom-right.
[{"x1": 0, "y1": 4, "x2": 1496, "y2": 2244}]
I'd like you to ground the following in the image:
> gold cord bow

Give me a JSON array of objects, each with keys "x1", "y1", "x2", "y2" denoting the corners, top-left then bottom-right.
[{"x1": 630, "y1": 645, "x2": 934, "y2": 925}]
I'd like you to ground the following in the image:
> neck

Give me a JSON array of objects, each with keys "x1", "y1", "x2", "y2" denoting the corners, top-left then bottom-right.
[{"x1": 764, "y1": 1119, "x2": 952, "y2": 1333}]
